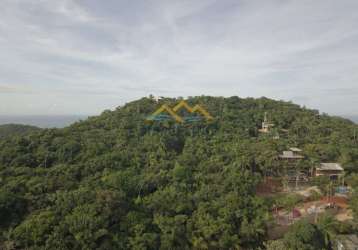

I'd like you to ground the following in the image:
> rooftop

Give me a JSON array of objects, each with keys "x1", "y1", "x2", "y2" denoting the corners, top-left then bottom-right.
[
  {"x1": 289, "y1": 147, "x2": 302, "y2": 152},
  {"x1": 317, "y1": 163, "x2": 344, "y2": 171},
  {"x1": 279, "y1": 150, "x2": 304, "y2": 159}
]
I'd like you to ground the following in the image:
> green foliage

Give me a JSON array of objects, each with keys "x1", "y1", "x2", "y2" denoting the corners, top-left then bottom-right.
[
  {"x1": 283, "y1": 220, "x2": 327, "y2": 250},
  {"x1": 0, "y1": 96, "x2": 357, "y2": 249},
  {"x1": 12, "y1": 210, "x2": 56, "y2": 248},
  {"x1": 0, "y1": 190, "x2": 26, "y2": 227},
  {"x1": 311, "y1": 176, "x2": 331, "y2": 192},
  {"x1": 348, "y1": 174, "x2": 358, "y2": 221},
  {"x1": 316, "y1": 214, "x2": 340, "y2": 248},
  {"x1": 309, "y1": 189, "x2": 322, "y2": 201},
  {"x1": 274, "y1": 193, "x2": 303, "y2": 211},
  {"x1": 0, "y1": 124, "x2": 41, "y2": 140},
  {"x1": 265, "y1": 239, "x2": 286, "y2": 250}
]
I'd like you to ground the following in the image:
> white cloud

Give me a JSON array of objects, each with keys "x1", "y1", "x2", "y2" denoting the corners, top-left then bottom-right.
[{"x1": 0, "y1": 0, "x2": 358, "y2": 115}]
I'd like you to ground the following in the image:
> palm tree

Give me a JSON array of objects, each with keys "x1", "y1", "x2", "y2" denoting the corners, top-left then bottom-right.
[{"x1": 316, "y1": 213, "x2": 339, "y2": 248}]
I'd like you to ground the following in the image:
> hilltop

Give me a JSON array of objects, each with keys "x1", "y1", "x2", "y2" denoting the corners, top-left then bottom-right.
[
  {"x1": 0, "y1": 96, "x2": 357, "y2": 249},
  {"x1": 0, "y1": 124, "x2": 41, "y2": 140}
]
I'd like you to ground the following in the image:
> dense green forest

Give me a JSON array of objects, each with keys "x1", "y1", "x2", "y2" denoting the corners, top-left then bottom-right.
[
  {"x1": 0, "y1": 124, "x2": 41, "y2": 140},
  {"x1": 0, "y1": 96, "x2": 357, "y2": 249}
]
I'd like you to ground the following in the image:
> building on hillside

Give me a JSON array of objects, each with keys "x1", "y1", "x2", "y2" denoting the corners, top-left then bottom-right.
[
  {"x1": 314, "y1": 163, "x2": 344, "y2": 180},
  {"x1": 279, "y1": 148, "x2": 304, "y2": 161},
  {"x1": 154, "y1": 96, "x2": 164, "y2": 103},
  {"x1": 289, "y1": 147, "x2": 302, "y2": 153},
  {"x1": 259, "y1": 112, "x2": 274, "y2": 133},
  {"x1": 279, "y1": 148, "x2": 306, "y2": 190}
]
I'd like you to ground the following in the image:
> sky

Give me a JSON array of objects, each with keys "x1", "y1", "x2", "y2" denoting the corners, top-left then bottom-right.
[{"x1": 0, "y1": 0, "x2": 358, "y2": 116}]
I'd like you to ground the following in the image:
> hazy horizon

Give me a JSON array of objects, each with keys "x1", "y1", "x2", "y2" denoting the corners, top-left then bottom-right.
[
  {"x1": 0, "y1": 114, "x2": 89, "y2": 128},
  {"x1": 0, "y1": 95, "x2": 357, "y2": 128}
]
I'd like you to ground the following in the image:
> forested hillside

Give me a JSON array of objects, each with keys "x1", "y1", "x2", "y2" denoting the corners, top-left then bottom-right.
[
  {"x1": 0, "y1": 124, "x2": 41, "y2": 140},
  {"x1": 0, "y1": 96, "x2": 357, "y2": 249}
]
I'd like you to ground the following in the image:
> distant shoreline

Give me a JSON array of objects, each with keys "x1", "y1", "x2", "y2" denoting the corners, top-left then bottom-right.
[
  {"x1": 344, "y1": 115, "x2": 358, "y2": 123},
  {"x1": 0, "y1": 115, "x2": 90, "y2": 128}
]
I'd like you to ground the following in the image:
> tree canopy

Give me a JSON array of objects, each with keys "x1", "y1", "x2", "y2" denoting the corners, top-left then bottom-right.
[{"x1": 0, "y1": 96, "x2": 357, "y2": 249}]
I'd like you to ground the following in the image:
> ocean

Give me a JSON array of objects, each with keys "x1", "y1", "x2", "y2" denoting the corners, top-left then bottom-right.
[{"x1": 0, "y1": 115, "x2": 89, "y2": 128}]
